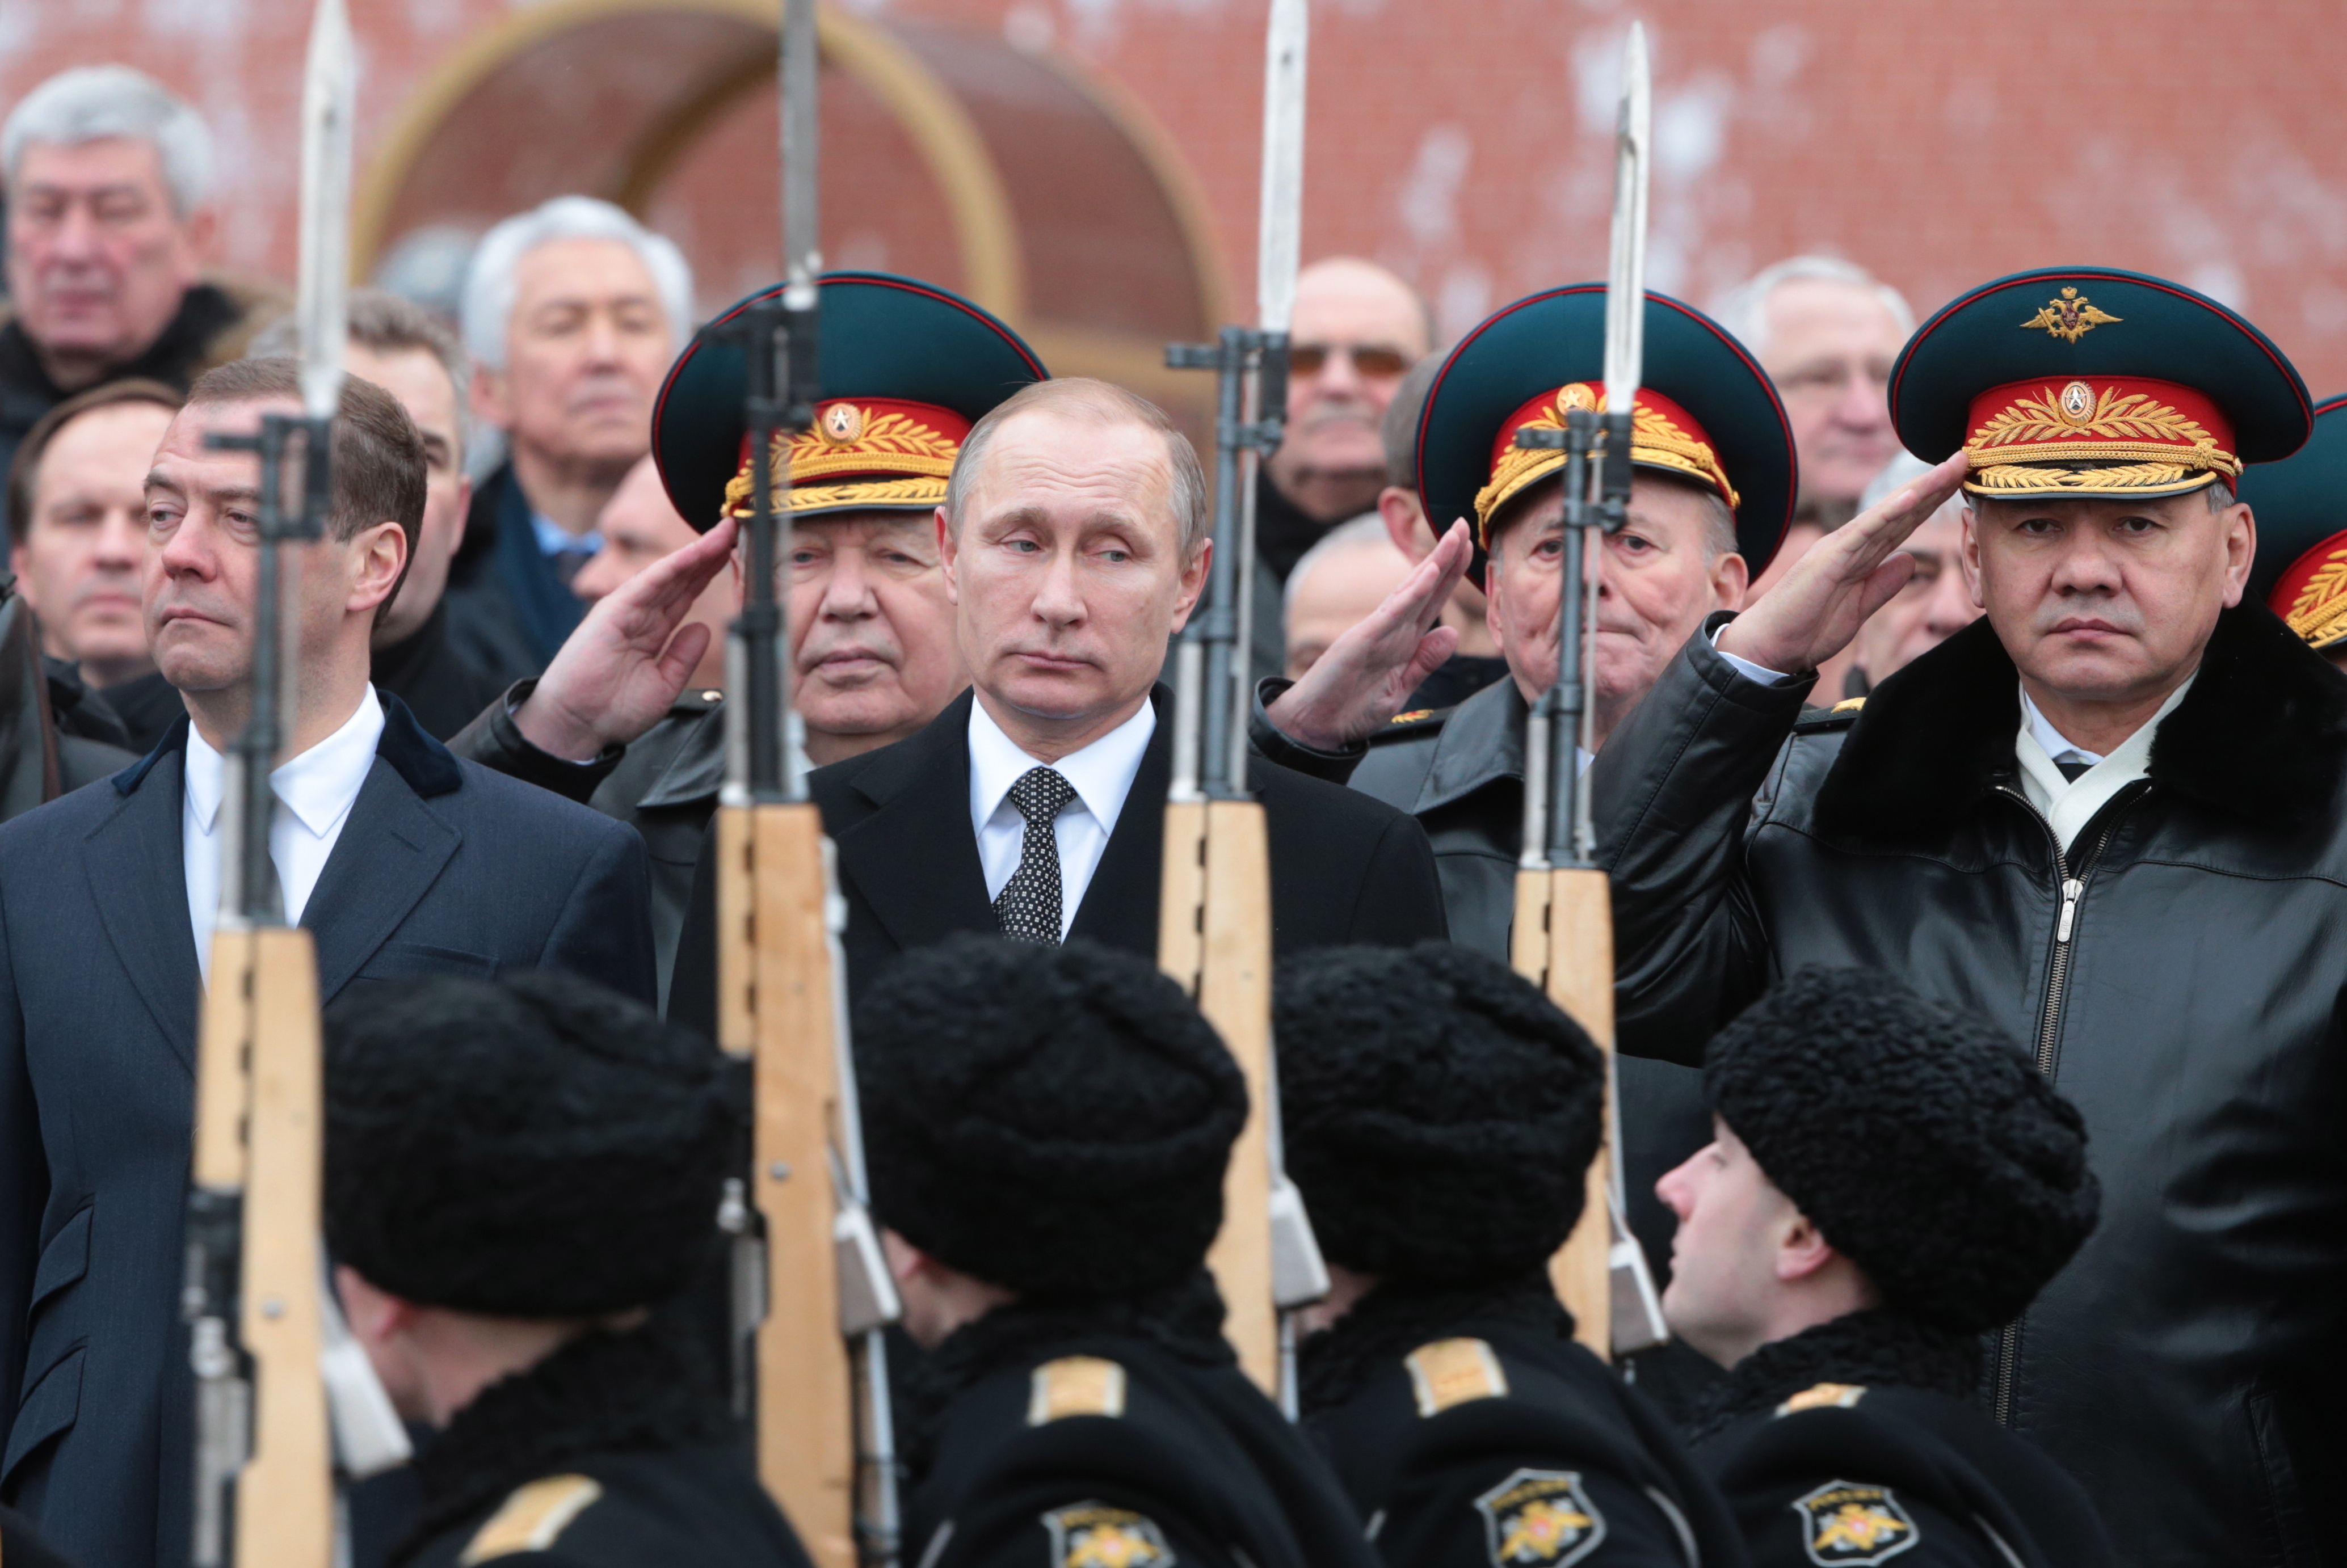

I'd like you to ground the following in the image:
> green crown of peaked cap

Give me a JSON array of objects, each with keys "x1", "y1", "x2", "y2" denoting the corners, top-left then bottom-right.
[
  {"x1": 2241, "y1": 393, "x2": 2347, "y2": 623},
  {"x1": 1415, "y1": 284, "x2": 1797, "y2": 584},
  {"x1": 652, "y1": 271, "x2": 1048, "y2": 532},
  {"x1": 1889, "y1": 265, "x2": 2310, "y2": 466}
]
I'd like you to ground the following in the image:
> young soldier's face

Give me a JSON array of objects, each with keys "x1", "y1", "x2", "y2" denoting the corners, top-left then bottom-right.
[
  {"x1": 1963, "y1": 487, "x2": 2253, "y2": 707},
  {"x1": 1654, "y1": 1120, "x2": 1797, "y2": 1368}
]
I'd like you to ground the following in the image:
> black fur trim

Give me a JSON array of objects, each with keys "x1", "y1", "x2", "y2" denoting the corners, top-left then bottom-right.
[
  {"x1": 1681, "y1": 1309, "x2": 1981, "y2": 1445},
  {"x1": 1296, "y1": 1270, "x2": 1571, "y2": 1419},
  {"x1": 896, "y1": 1270, "x2": 1234, "y2": 1485},
  {"x1": 391, "y1": 1327, "x2": 735, "y2": 1565},
  {"x1": 1814, "y1": 602, "x2": 2347, "y2": 838}
]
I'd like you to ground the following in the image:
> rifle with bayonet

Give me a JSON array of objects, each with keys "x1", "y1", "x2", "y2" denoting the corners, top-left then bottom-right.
[
  {"x1": 1163, "y1": 0, "x2": 1328, "y2": 1415},
  {"x1": 184, "y1": 2, "x2": 409, "y2": 1561},
  {"x1": 1509, "y1": 21, "x2": 1670, "y2": 1363},
  {"x1": 712, "y1": 2, "x2": 903, "y2": 1562}
]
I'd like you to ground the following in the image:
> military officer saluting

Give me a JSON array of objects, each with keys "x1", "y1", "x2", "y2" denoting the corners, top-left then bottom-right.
[
  {"x1": 451, "y1": 271, "x2": 1046, "y2": 999},
  {"x1": 1277, "y1": 942, "x2": 1741, "y2": 1567},
  {"x1": 2237, "y1": 390, "x2": 2347, "y2": 672},
  {"x1": 1596, "y1": 267, "x2": 2344, "y2": 1563},
  {"x1": 853, "y1": 936, "x2": 1376, "y2": 1568},
  {"x1": 1659, "y1": 966, "x2": 2110, "y2": 1568},
  {"x1": 324, "y1": 975, "x2": 813, "y2": 1568}
]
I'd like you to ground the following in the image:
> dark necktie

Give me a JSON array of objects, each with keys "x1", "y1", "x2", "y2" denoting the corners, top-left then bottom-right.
[
  {"x1": 550, "y1": 547, "x2": 593, "y2": 589},
  {"x1": 995, "y1": 766, "x2": 1076, "y2": 945},
  {"x1": 2055, "y1": 758, "x2": 2092, "y2": 783}
]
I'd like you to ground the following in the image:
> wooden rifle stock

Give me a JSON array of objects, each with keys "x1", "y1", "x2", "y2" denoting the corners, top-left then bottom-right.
[
  {"x1": 191, "y1": 926, "x2": 333, "y2": 1567},
  {"x1": 1160, "y1": 797, "x2": 1277, "y2": 1390},
  {"x1": 1512, "y1": 867, "x2": 1615, "y2": 1358},
  {"x1": 718, "y1": 800, "x2": 860, "y2": 1567}
]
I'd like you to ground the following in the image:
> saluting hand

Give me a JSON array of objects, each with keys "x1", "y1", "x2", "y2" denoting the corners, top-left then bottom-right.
[
  {"x1": 1717, "y1": 451, "x2": 1969, "y2": 676},
  {"x1": 1265, "y1": 519, "x2": 1473, "y2": 751},
  {"x1": 516, "y1": 515, "x2": 741, "y2": 761}
]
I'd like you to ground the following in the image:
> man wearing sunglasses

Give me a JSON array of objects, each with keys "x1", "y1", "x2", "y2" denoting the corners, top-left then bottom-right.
[{"x1": 1251, "y1": 259, "x2": 1433, "y2": 678}]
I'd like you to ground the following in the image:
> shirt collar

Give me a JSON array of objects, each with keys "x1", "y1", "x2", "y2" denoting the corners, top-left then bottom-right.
[
  {"x1": 185, "y1": 686, "x2": 387, "y2": 836},
  {"x1": 968, "y1": 694, "x2": 1157, "y2": 831},
  {"x1": 2014, "y1": 675, "x2": 2194, "y2": 799},
  {"x1": 529, "y1": 511, "x2": 602, "y2": 558}
]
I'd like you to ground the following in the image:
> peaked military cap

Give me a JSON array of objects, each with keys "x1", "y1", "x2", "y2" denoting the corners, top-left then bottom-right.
[
  {"x1": 651, "y1": 271, "x2": 1047, "y2": 532},
  {"x1": 2239, "y1": 393, "x2": 2347, "y2": 651},
  {"x1": 1890, "y1": 265, "x2": 2311, "y2": 504},
  {"x1": 1416, "y1": 285, "x2": 1797, "y2": 584}
]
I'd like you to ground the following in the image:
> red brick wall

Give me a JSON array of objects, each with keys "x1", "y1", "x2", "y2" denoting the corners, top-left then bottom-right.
[{"x1": 9, "y1": 0, "x2": 2347, "y2": 393}]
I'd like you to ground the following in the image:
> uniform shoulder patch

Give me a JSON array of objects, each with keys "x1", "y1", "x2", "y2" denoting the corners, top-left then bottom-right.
[
  {"x1": 459, "y1": 1474, "x2": 604, "y2": 1565},
  {"x1": 1041, "y1": 1500, "x2": 1176, "y2": 1568},
  {"x1": 1474, "y1": 1468, "x2": 1606, "y2": 1567},
  {"x1": 1791, "y1": 1480, "x2": 1920, "y2": 1565},
  {"x1": 1776, "y1": 1382, "x2": 1867, "y2": 1417},
  {"x1": 1831, "y1": 695, "x2": 1867, "y2": 713},
  {"x1": 1404, "y1": 1337, "x2": 1509, "y2": 1416},
  {"x1": 1027, "y1": 1356, "x2": 1127, "y2": 1426},
  {"x1": 1369, "y1": 705, "x2": 1454, "y2": 744}
]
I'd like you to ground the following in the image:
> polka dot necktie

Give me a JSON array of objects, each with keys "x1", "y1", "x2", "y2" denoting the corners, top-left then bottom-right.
[{"x1": 994, "y1": 766, "x2": 1076, "y2": 945}]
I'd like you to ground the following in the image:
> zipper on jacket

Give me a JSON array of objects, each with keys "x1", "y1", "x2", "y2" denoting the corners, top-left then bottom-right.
[{"x1": 1987, "y1": 785, "x2": 2129, "y2": 1424}]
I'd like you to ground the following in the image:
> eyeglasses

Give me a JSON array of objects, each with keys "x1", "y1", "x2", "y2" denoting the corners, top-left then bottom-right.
[{"x1": 1288, "y1": 342, "x2": 1412, "y2": 378}]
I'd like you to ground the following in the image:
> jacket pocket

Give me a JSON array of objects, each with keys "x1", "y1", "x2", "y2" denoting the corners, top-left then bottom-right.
[
  {"x1": 2, "y1": 1342, "x2": 84, "y2": 1490},
  {"x1": 2245, "y1": 1384, "x2": 2315, "y2": 1568},
  {"x1": 27, "y1": 1205, "x2": 90, "y2": 1316},
  {"x1": 356, "y1": 942, "x2": 499, "y2": 981}
]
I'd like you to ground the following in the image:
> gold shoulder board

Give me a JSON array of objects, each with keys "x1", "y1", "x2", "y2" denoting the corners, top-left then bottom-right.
[
  {"x1": 1775, "y1": 1381, "x2": 1867, "y2": 1417},
  {"x1": 459, "y1": 1474, "x2": 604, "y2": 1565},
  {"x1": 1831, "y1": 696, "x2": 1867, "y2": 713},
  {"x1": 1404, "y1": 1337, "x2": 1509, "y2": 1417},
  {"x1": 1027, "y1": 1355, "x2": 1128, "y2": 1426}
]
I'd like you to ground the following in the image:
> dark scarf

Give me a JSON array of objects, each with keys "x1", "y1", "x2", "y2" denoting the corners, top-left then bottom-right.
[
  {"x1": 392, "y1": 1327, "x2": 735, "y2": 1565},
  {"x1": 0, "y1": 283, "x2": 243, "y2": 418},
  {"x1": 1296, "y1": 1270, "x2": 1572, "y2": 1419},
  {"x1": 1681, "y1": 1308, "x2": 1982, "y2": 1445},
  {"x1": 898, "y1": 1270, "x2": 1233, "y2": 1483}
]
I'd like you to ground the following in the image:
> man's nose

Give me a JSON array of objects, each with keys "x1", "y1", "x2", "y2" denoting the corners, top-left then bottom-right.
[
  {"x1": 819, "y1": 552, "x2": 877, "y2": 618},
  {"x1": 95, "y1": 509, "x2": 144, "y2": 564},
  {"x1": 45, "y1": 201, "x2": 104, "y2": 264},
  {"x1": 582, "y1": 307, "x2": 624, "y2": 365},
  {"x1": 1835, "y1": 370, "x2": 1891, "y2": 431},
  {"x1": 1030, "y1": 546, "x2": 1085, "y2": 625},
  {"x1": 1315, "y1": 347, "x2": 1366, "y2": 399},
  {"x1": 158, "y1": 513, "x2": 216, "y2": 576},
  {"x1": 1655, "y1": 1153, "x2": 1700, "y2": 1220},
  {"x1": 2047, "y1": 530, "x2": 2124, "y2": 595}
]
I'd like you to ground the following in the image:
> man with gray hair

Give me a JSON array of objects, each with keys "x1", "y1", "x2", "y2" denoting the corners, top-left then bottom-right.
[
  {"x1": 1713, "y1": 255, "x2": 1913, "y2": 595},
  {"x1": 440, "y1": 195, "x2": 693, "y2": 682},
  {"x1": 0, "y1": 65, "x2": 274, "y2": 542}
]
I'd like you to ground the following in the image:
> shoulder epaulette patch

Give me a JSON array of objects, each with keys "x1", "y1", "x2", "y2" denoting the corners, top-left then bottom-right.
[
  {"x1": 459, "y1": 1474, "x2": 604, "y2": 1565},
  {"x1": 1027, "y1": 1356, "x2": 1126, "y2": 1426},
  {"x1": 1391, "y1": 709, "x2": 1435, "y2": 724},
  {"x1": 1776, "y1": 1382, "x2": 1867, "y2": 1417},
  {"x1": 1369, "y1": 705, "x2": 1454, "y2": 744},
  {"x1": 1042, "y1": 1501, "x2": 1175, "y2": 1567},
  {"x1": 1832, "y1": 696, "x2": 1867, "y2": 713},
  {"x1": 1405, "y1": 1337, "x2": 1508, "y2": 1416},
  {"x1": 1791, "y1": 1480, "x2": 1920, "y2": 1565},
  {"x1": 1473, "y1": 1468, "x2": 1606, "y2": 1567}
]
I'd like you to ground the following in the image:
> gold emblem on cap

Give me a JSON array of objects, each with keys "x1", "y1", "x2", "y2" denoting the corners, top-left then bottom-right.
[
  {"x1": 2286, "y1": 545, "x2": 2347, "y2": 650},
  {"x1": 1560, "y1": 382, "x2": 1598, "y2": 412},
  {"x1": 2022, "y1": 286, "x2": 2122, "y2": 344},
  {"x1": 2058, "y1": 381, "x2": 2096, "y2": 424},
  {"x1": 821, "y1": 402, "x2": 865, "y2": 444}
]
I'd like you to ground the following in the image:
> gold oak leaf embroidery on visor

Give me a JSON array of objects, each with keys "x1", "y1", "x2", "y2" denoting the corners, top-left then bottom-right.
[{"x1": 2287, "y1": 548, "x2": 2347, "y2": 647}]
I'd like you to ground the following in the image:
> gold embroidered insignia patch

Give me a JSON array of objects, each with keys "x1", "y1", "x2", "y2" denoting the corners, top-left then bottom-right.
[
  {"x1": 1390, "y1": 709, "x2": 1435, "y2": 725},
  {"x1": 1828, "y1": 697, "x2": 1866, "y2": 715},
  {"x1": 1474, "y1": 1469, "x2": 1606, "y2": 1567},
  {"x1": 1406, "y1": 1337, "x2": 1509, "y2": 1417},
  {"x1": 1042, "y1": 1502, "x2": 1176, "y2": 1568},
  {"x1": 459, "y1": 1474, "x2": 603, "y2": 1564},
  {"x1": 2285, "y1": 544, "x2": 2347, "y2": 648},
  {"x1": 1793, "y1": 1481, "x2": 1920, "y2": 1566},
  {"x1": 1776, "y1": 1381, "x2": 1867, "y2": 1415},
  {"x1": 1027, "y1": 1356, "x2": 1127, "y2": 1426},
  {"x1": 2020, "y1": 286, "x2": 2121, "y2": 343}
]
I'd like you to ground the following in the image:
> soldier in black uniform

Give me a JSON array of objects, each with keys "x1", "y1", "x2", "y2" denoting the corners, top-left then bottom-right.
[
  {"x1": 323, "y1": 973, "x2": 813, "y2": 1568},
  {"x1": 853, "y1": 935, "x2": 1376, "y2": 1568},
  {"x1": 1276, "y1": 942, "x2": 1742, "y2": 1567},
  {"x1": 1659, "y1": 966, "x2": 2110, "y2": 1568}
]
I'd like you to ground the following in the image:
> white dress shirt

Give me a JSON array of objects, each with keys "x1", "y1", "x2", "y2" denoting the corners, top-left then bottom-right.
[
  {"x1": 2014, "y1": 677, "x2": 2192, "y2": 850},
  {"x1": 968, "y1": 696, "x2": 1156, "y2": 940},
  {"x1": 186, "y1": 686, "x2": 386, "y2": 982}
]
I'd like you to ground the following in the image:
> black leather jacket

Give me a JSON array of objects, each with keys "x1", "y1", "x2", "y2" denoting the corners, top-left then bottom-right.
[{"x1": 1593, "y1": 604, "x2": 2347, "y2": 1568}]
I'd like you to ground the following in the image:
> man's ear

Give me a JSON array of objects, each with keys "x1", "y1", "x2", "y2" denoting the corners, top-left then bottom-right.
[
  {"x1": 1959, "y1": 507, "x2": 1987, "y2": 612},
  {"x1": 2220, "y1": 500, "x2": 2255, "y2": 608},
  {"x1": 182, "y1": 206, "x2": 219, "y2": 269},
  {"x1": 470, "y1": 363, "x2": 512, "y2": 431},
  {"x1": 1378, "y1": 486, "x2": 1431, "y2": 562},
  {"x1": 1166, "y1": 537, "x2": 1212, "y2": 637},
  {"x1": 333, "y1": 1263, "x2": 417, "y2": 1346},
  {"x1": 1711, "y1": 550, "x2": 1750, "y2": 614},
  {"x1": 934, "y1": 508, "x2": 960, "y2": 605},
  {"x1": 347, "y1": 520, "x2": 410, "y2": 617},
  {"x1": 1774, "y1": 1209, "x2": 1841, "y2": 1285}
]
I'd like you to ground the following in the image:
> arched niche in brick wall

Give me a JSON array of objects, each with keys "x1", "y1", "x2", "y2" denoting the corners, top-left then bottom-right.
[{"x1": 354, "y1": 0, "x2": 1226, "y2": 415}]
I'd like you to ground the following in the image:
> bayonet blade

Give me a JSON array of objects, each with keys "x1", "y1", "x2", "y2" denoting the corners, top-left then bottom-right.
[
  {"x1": 1255, "y1": 0, "x2": 1308, "y2": 332},
  {"x1": 1600, "y1": 21, "x2": 1649, "y2": 411},
  {"x1": 295, "y1": 0, "x2": 354, "y2": 420},
  {"x1": 780, "y1": 0, "x2": 822, "y2": 295}
]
